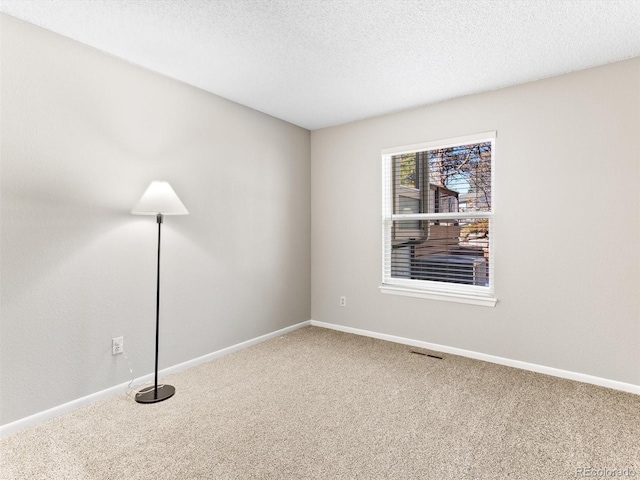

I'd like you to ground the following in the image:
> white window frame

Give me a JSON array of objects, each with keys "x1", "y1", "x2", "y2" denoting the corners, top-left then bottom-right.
[{"x1": 380, "y1": 132, "x2": 497, "y2": 307}]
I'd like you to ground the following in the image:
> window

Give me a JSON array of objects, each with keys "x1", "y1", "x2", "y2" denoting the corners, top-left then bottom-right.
[{"x1": 381, "y1": 132, "x2": 496, "y2": 307}]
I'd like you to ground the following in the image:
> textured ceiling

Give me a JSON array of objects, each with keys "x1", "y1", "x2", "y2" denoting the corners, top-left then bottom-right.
[{"x1": 1, "y1": 0, "x2": 639, "y2": 130}]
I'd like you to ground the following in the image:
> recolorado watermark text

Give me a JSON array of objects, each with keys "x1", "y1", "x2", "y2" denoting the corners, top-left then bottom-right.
[{"x1": 576, "y1": 467, "x2": 637, "y2": 478}]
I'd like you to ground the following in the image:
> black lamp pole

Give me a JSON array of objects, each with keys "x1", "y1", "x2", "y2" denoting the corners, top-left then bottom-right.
[{"x1": 135, "y1": 213, "x2": 176, "y2": 404}]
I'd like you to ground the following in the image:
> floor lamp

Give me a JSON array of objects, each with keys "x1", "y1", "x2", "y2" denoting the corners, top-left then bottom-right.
[{"x1": 132, "y1": 181, "x2": 188, "y2": 404}]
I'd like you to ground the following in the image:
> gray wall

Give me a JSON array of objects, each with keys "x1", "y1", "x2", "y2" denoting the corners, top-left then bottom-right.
[
  {"x1": 0, "y1": 15, "x2": 311, "y2": 424},
  {"x1": 311, "y1": 58, "x2": 640, "y2": 386}
]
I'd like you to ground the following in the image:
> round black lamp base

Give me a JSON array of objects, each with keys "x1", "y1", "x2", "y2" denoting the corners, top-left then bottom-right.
[{"x1": 135, "y1": 384, "x2": 176, "y2": 404}]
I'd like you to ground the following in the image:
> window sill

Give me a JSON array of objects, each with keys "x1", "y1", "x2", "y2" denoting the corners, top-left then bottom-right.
[{"x1": 379, "y1": 284, "x2": 497, "y2": 307}]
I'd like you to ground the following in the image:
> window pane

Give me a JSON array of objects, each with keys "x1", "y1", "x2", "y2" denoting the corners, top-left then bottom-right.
[
  {"x1": 390, "y1": 218, "x2": 490, "y2": 286},
  {"x1": 392, "y1": 142, "x2": 491, "y2": 215}
]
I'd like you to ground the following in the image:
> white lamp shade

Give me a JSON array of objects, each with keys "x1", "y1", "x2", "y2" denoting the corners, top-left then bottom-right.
[{"x1": 131, "y1": 181, "x2": 189, "y2": 215}]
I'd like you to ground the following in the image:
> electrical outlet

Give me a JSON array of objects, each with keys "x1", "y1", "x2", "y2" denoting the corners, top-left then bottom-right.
[
  {"x1": 340, "y1": 296, "x2": 347, "y2": 307},
  {"x1": 112, "y1": 337, "x2": 124, "y2": 355}
]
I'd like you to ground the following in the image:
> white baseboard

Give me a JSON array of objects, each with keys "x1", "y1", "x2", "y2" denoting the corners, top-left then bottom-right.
[
  {"x1": 159, "y1": 320, "x2": 311, "y2": 377},
  {"x1": 0, "y1": 320, "x2": 311, "y2": 437},
  {"x1": 310, "y1": 320, "x2": 640, "y2": 395},
  {"x1": 4, "y1": 318, "x2": 636, "y2": 437}
]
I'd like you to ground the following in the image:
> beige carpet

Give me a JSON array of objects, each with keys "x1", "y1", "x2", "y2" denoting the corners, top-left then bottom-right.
[{"x1": 1, "y1": 326, "x2": 638, "y2": 479}]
